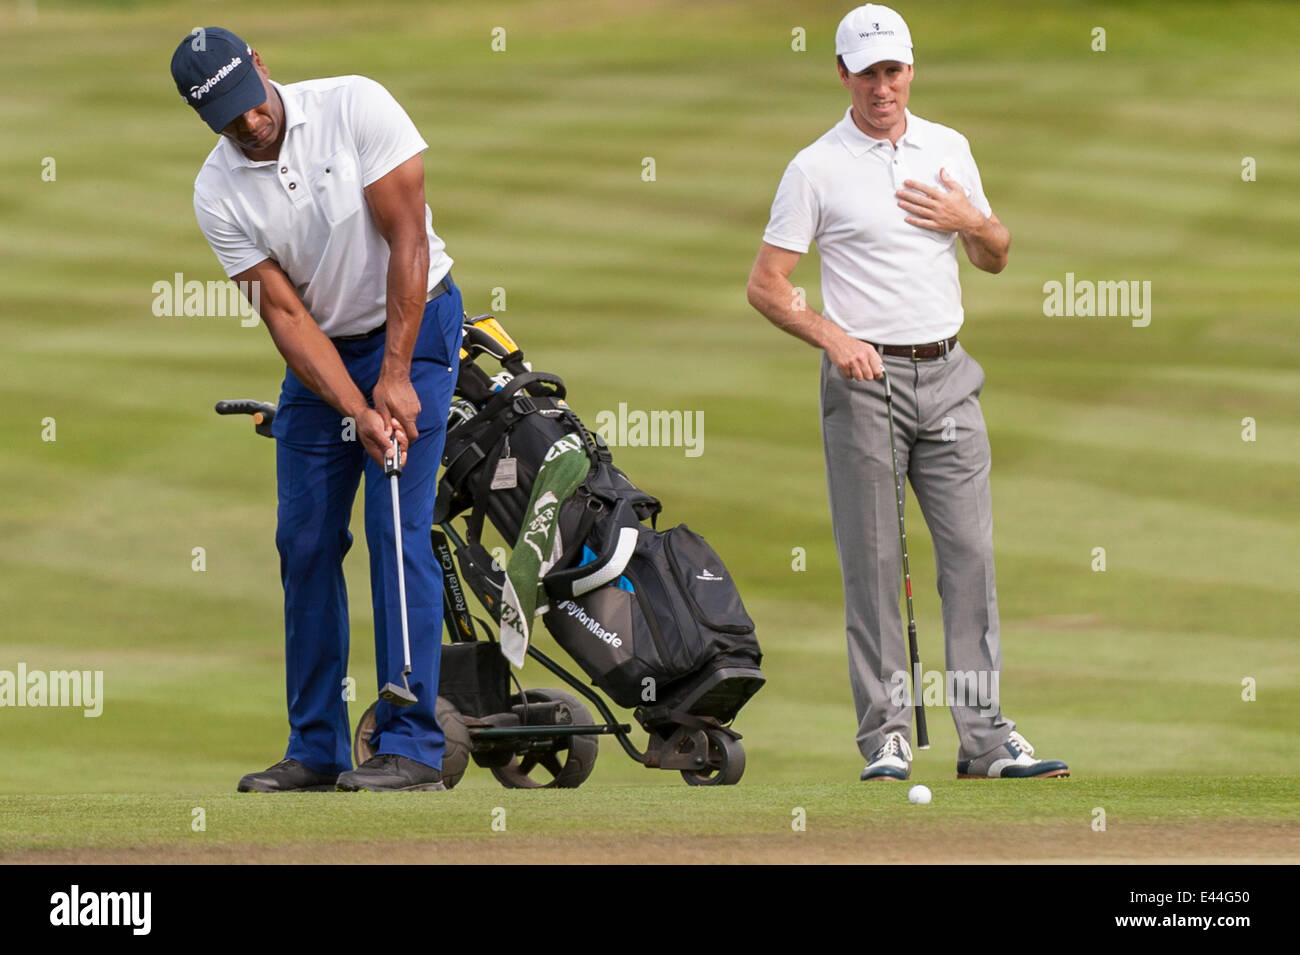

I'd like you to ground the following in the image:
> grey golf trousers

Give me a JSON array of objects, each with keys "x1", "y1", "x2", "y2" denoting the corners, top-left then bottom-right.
[{"x1": 819, "y1": 342, "x2": 1014, "y2": 762}]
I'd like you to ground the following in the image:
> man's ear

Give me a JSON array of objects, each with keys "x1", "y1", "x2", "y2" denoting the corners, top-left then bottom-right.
[
  {"x1": 837, "y1": 59, "x2": 851, "y2": 90},
  {"x1": 252, "y1": 49, "x2": 270, "y2": 79}
]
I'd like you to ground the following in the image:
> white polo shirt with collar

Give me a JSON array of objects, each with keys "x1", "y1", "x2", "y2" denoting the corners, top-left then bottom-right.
[
  {"x1": 192, "y1": 75, "x2": 452, "y2": 338},
  {"x1": 762, "y1": 107, "x2": 992, "y2": 345}
]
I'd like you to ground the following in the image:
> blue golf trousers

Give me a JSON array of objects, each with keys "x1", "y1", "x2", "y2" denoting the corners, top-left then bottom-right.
[{"x1": 270, "y1": 282, "x2": 463, "y2": 775}]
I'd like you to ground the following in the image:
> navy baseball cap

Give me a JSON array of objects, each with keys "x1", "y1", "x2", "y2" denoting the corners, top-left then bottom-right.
[{"x1": 170, "y1": 27, "x2": 267, "y2": 133}]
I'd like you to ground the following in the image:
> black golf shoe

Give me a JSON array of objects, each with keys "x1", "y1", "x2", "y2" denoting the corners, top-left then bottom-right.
[
  {"x1": 237, "y1": 758, "x2": 339, "y2": 793},
  {"x1": 337, "y1": 754, "x2": 446, "y2": 792}
]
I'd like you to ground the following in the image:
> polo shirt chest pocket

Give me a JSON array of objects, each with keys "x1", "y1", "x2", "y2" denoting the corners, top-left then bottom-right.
[{"x1": 309, "y1": 150, "x2": 363, "y2": 226}]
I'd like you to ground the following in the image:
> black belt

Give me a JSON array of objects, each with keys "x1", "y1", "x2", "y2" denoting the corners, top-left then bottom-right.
[
  {"x1": 870, "y1": 335, "x2": 958, "y2": 361},
  {"x1": 331, "y1": 274, "x2": 453, "y2": 342}
]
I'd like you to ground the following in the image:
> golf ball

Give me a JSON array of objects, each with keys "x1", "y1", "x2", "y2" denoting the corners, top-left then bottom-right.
[{"x1": 908, "y1": 784, "x2": 932, "y2": 805}]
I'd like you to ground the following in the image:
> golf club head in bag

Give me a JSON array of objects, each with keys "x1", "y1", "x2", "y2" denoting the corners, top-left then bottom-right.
[{"x1": 461, "y1": 316, "x2": 521, "y2": 365}]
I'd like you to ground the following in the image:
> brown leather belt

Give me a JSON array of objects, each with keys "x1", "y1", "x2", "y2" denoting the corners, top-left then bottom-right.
[{"x1": 870, "y1": 335, "x2": 958, "y2": 361}]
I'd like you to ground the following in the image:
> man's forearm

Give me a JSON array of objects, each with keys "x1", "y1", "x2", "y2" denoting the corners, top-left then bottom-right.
[
  {"x1": 268, "y1": 313, "x2": 369, "y2": 420},
  {"x1": 747, "y1": 276, "x2": 841, "y2": 351},
  {"x1": 959, "y1": 212, "x2": 1010, "y2": 274},
  {"x1": 380, "y1": 233, "x2": 430, "y2": 379}
]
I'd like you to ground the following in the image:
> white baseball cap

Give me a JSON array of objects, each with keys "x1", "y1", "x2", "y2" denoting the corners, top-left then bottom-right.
[{"x1": 836, "y1": 4, "x2": 914, "y2": 73}]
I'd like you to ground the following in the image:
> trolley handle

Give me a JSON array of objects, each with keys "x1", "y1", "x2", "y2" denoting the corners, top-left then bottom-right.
[{"x1": 214, "y1": 399, "x2": 277, "y2": 438}]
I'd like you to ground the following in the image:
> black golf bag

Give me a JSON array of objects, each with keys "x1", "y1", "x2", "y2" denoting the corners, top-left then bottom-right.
[{"x1": 436, "y1": 317, "x2": 764, "y2": 726}]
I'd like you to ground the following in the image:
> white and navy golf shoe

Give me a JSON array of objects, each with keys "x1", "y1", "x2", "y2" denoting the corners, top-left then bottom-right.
[
  {"x1": 861, "y1": 732, "x2": 913, "y2": 781},
  {"x1": 957, "y1": 731, "x2": 1069, "y2": 779}
]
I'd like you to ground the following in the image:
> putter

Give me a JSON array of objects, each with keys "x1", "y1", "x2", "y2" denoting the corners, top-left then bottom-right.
[
  {"x1": 379, "y1": 433, "x2": 418, "y2": 708},
  {"x1": 880, "y1": 364, "x2": 930, "y2": 749}
]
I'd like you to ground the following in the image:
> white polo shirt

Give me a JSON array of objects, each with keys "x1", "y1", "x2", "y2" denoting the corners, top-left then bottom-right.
[
  {"x1": 762, "y1": 108, "x2": 992, "y2": 344},
  {"x1": 193, "y1": 75, "x2": 452, "y2": 338}
]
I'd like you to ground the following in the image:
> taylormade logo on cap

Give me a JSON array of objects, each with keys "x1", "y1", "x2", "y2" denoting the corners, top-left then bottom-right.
[
  {"x1": 170, "y1": 27, "x2": 268, "y2": 133},
  {"x1": 836, "y1": 4, "x2": 914, "y2": 73},
  {"x1": 189, "y1": 52, "x2": 246, "y2": 101}
]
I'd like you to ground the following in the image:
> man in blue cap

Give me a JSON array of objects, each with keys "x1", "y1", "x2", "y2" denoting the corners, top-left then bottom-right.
[{"x1": 171, "y1": 27, "x2": 463, "y2": 792}]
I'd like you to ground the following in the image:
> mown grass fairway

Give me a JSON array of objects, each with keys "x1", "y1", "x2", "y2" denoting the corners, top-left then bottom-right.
[
  {"x1": 1, "y1": 0, "x2": 1297, "y2": 864},
  {"x1": 4, "y1": 778, "x2": 1299, "y2": 864}
]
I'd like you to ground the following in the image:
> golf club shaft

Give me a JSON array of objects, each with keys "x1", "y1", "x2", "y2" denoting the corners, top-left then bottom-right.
[
  {"x1": 881, "y1": 367, "x2": 930, "y2": 750},
  {"x1": 388, "y1": 448, "x2": 412, "y2": 676}
]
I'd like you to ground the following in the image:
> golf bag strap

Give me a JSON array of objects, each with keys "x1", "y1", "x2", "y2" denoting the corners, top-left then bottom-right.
[
  {"x1": 445, "y1": 371, "x2": 566, "y2": 509},
  {"x1": 463, "y1": 410, "x2": 600, "y2": 548},
  {"x1": 443, "y1": 435, "x2": 489, "y2": 495},
  {"x1": 478, "y1": 370, "x2": 566, "y2": 415},
  {"x1": 465, "y1": 430, "x2": 510, "y2": 546},
  {"x1": 444, "y1": 386, "x2": 541, "y2": 495}
]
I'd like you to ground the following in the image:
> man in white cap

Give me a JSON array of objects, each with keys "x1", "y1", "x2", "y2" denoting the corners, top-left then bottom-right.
[{"x1": 747, "y1": 5, "x2": 1069, "y2": 781}]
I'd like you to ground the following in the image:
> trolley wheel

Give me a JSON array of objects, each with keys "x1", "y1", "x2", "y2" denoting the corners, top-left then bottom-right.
[
  {"x1": 351, "y1": 695, "x2": 472, "y2": 789},
  {"x1": 489, "y1": 688, "x2": 599, "y2": 789},
  {"x1": 679, "y1": 728, "x2": 746, "y2": 786}
]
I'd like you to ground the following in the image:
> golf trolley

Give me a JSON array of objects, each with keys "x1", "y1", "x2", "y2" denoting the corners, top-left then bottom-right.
[{"x1": 214, "y1": 315, "x2": 764, "y2": 789}]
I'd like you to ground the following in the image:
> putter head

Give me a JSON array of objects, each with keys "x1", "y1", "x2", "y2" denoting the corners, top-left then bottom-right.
[{"x1": 379, "y1": 682, "x2": 418, "y2": 707}]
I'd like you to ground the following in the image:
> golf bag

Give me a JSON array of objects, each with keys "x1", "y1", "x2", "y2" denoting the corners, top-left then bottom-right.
[{"x1": 436, "y1": 317, "x2": 764, "y2": 723}]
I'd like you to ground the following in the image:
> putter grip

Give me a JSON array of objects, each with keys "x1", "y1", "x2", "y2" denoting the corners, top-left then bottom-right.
[
  {"x1": 385, "y1": 435, "x2": 402, "y2": 477},
  {"x1": 908, "y1": 623, "x2": 930, "y2": 748}
]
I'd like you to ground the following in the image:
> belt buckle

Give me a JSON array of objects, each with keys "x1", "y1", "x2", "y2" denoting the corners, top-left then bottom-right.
[{"x1": 910, "y1": 344, "x2": 919, "y2": 362}]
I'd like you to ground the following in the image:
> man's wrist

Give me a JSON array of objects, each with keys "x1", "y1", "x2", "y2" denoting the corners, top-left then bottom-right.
[
  {"x1": 814, "y1": 318, "x2": 849, "y2": 352},
  {"x1": 376, "y1": 364, "x2": 412, "y2": 386},
  {"x1": 959, "y1": 210, "x2": 988, "y2": 238},
  {"x1": 341, "y1": 397, "x2": 371, "y2": 422}
]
